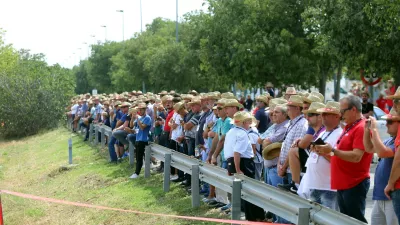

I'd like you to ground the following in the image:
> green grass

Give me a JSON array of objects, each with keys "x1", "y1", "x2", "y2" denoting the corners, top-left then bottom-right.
[{"x1": 0, "y1": 128, "x2": 226, "y2": 225}]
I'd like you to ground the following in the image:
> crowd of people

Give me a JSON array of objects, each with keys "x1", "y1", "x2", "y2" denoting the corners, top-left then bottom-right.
[{"x1": 66, "y1": 84, "x2": 400, "y2": 224}]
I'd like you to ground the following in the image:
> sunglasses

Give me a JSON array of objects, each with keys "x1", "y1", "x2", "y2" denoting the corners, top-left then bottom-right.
[
  {"x1": 340, "y1": 107, "x2": 353, "y2": 114},
  {"x1": 394, "y1": 99, "x2": 400, "y2": 104},
  {"x1": 386, "y1": 120, "x2": 396, "y2": 125},
  {"x1": 217, "y1": 107, "x2": 224, "y2": 110},
  {"x1": 307, "y1": 113, "x2": 319, "y2": 117}
]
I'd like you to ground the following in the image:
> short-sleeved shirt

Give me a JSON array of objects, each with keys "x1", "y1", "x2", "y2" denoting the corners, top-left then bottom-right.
[
  {"x1": 196, "y1": 110, "x2": 213, "y2": 146},
  {"x1": 136, "y1": 115, "x2": 152, "y2": 142},
  {"x1": 215, "y1": 117, "x2": 233, "y2": 160},
  {"x1": 171, "y1": 113, "x2": 183, "y2": 141},
  {"x1": 306, "y1": 126, "x2": 315, "y2": 135},
  {"x1": 71, "y1": 104, "x2": 79, "y2": 114},
  {"x1": 95, "y1": 104, "x2": 103, "y2": 119},
  {"x1": 279, "y1": 115, "x2": 308, "y2": 168},
  {"x1": 255, "y1": 107, "x2": 270, "y2": 134},
  {"x1": 119, "y1": 113, "x2": 128, "y2": 124},
  {"x1": 373, "y1": 138, "x2": 395, "y2": 200},
  {"x1": 185, "y1": 111, "x2": 201, "y2": 139},
  {"x1": 394, "y1": 125, "x2": 400, "y2": 190},
  {"x1": 81, "y1": 103, "x2": 88, "y2": 117},
  {"x1": 331, "y1": 119, "x2": 373, "y2": 190},
  {"x1": 164, "y1": 110, "x2": 175, "y2": 132},
  {"x1": 248, "y1": 127, "x2": 262, "y2": 163},
  {"x1": 361, "y1": 102, "x2": 374, "y2": 115},
  {"x1": 224, "y1": 126, "x2": 254, "y2": 160},
  {"x1": 90, "y1": 107, "x2": 96, "y2": 119}
]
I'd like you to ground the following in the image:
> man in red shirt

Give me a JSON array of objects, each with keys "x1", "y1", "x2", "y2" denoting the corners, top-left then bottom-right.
[
  {"x1": 316, "y1": 95, "x2": 372, "y2": 223},
  {"x1": 155, "y1": 95, "x2": 175, "y2": 172},
  {"x1": 385, "y1": 87, "x2": 400, "y2": 223},
  {"x1": 376, "y1": 93, "x2": 387, "y2": 112}
]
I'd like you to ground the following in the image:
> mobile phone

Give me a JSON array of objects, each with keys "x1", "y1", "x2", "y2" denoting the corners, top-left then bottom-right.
[
  {"x1": 367, "y1": 119, "x2": 371, "y2": 128},
  {"x1": 311, "y1": 138, "x2": 325, "y2": 146}
]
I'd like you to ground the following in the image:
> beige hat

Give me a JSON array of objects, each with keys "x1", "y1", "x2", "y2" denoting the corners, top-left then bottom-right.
[
  {"x1": 114, "y1": 101, "x2": 122, "y2": 106},
  {"x1": 285, "y1": 87, "x2": 297, "y2": 95},
  {"x1": 224, "y1": 99, "x2": 244, "y2": 109},
  {"x1": 208, "y1": 92, "x2": 221, "y2": 100},
  {"x1": 173, "y1": 102, "x2": 186, "y2": 111},
  {"x1": 302, "y1": 102, "x2": 326, "y2": 114},
  {"x1": 120, "y1": 102, "x2": 131, "y2": 107},
  {"x1": 129, "y1": 107, "x2": 138, "y2": 114},
  {"x1": 216, "y1": 98, "x2": 227, "y2": 106},
  {"x1": 266, "y1": 82, "x2": 274, "y2": 88},
  {"x1": 137, "y1": 103, "x2": 147, "y2": 109},
  {"x1": 317, "y1": 101, "x2": 341, "y2": 115},
  {"x1": 189, "y1": 90, "x2": 198, "y2": 95},
  {"x1": 159, "y1": 90, "x2": 168, "y2": 95},
  {"x1": 161, "y1": 95, "x2": 174, "y2": 102},
  {"x1": 232, "y1": 111, "x2": 253, "y2": 124},
  {"x1": 221, "y1": 92, "x2": 236, "y2": 99},
  {"x1": 256, "y1": 94, "x2": 272, "y2": 104},
  {"x1": 183, "y1": 94, "x2": 194, "y2": 100},
  {"x1": 386, "y1": 87, "x2": 400, "y2": 100},
  {"x1": 188, "y1": 98, "x2": 201, "y2": 106},
  {"x1": 286, "y1": 95, "x2": 303, "y2": 107},
  {"x1": 382, "y1": 108, "x2": 400, "y2": 121},
  {"x1": 303, "y1": 92, "x2": 324, "y2": 103},
  {"x1": 262, "y1": 142, "x2": 282, "y2": 160}
]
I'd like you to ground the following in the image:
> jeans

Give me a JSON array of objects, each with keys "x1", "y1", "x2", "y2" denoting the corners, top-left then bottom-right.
[
  {"x1": 113, "y1": 130, "x2": 129, "y2": 145},
  {"x1": 310, "y1": 189, "x2": 338, "y2": 210},
  {"x1": 337, "y1": 178, "x2": 370, "y2": 223},
  {"x1": 371, "y1": 200, "x2": 399, "y2": 225},
  {"x1": 390, "y1": 189, "x2": 400, "y2": 225},
  {"x1": 127, "y1": 134, "x2": 136, "y2": 145},
  {"x1": 275, "y1": 170, "x2": 292, "y2": 224},
  {"x1": 265, "y1": 166, "x2": 284, "y2": 187},
  {"x1": 108, "y1": 136, "x2": 118, "y2": 162},
  {"x1": 254, "y1": 162, "x2": 263, "y2": 181},
  {"x1": 185, "y1": 138, "x2": 196, "y2": 183}
]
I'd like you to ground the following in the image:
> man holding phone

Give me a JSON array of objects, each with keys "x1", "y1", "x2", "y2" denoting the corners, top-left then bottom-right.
[{"x1": 304, "y1": 101, "x2": 343, "y2": 209}]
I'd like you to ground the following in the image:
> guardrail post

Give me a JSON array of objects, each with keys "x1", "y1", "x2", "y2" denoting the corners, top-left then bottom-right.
[
  {"x1": 231, "y1": 178, "x2": 242, "y2": 222},
  {"x1": 144, "y1": 145, "x2": 151, "y2": 178},
  {"x1": 89, "y1": 124, "x2": 93, "y2": 143},
  {"x1": 191, "y1": 165, "x2": 200, "y2": 208},
  {"x1": 100, "y1": 127, "x2": 105, "y2": 148},
  {"x1": 163, "y1": 153, "x2": 171, "y2": 192},
  {"x1": 68, "y1": 138, "x2": 73, "y2": 164},
  {"x1": 94, "y1": 125, "x2": 99, "y2": 145},
  {"x1": 129, "y1": 141, "x2": 135, "y2": 167},
  {"x1": 297, "y1": 207, "x2": 310, "y2": 225}
]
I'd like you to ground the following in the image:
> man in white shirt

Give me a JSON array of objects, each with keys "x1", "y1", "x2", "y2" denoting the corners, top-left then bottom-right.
[
  {"x1": 304, "y1": 101, "x2": 343, "y2": 209},
  {"x1": 224, "y1": 111, "x2": 264, "y2": 221}
]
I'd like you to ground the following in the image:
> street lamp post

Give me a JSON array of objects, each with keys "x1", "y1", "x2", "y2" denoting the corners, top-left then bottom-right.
[
  {"x1": 176, "y1": 0, "x2": 178, "y2": 42},
  {"x1": 116, "y1": 10, "x2": 125, "y2": 41},
  {"x1": 140, "y1": 0, "x2": 143, "y2": 32},
  {"x1": 101, "y1": 25, "x2": 107, "y2": 42},
  {"x1": 83, "y1": 42, "x2": 89, "y2": 58}
]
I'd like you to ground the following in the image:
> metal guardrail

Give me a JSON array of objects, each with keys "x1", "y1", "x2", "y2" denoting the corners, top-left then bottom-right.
[{"x1": 67, "y1": 119, "x2": 366, "y2": 225}]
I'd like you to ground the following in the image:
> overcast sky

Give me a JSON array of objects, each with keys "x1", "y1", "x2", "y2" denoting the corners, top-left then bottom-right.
[{"x1": 0, "y1": 0, "x2": 207, "y2": 68}]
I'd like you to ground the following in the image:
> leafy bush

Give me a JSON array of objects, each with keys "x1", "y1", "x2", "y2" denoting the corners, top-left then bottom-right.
[{"x1": 0, "y1": 33, "x2": 74, "y2": 138}]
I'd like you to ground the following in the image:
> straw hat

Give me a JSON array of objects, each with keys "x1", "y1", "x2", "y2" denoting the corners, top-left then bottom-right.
[
  {"x1": 137, "y1": 103, "x2": 147, "y2": 109},
  {"x1": 188, "y1": 98, "x2": 201, "y2": 106},
  {"x1": 120, "y1": 102, "x2": 131, "y2": 107},
  {"x1": 129, "y1": 107, "x2": 138, "y2": 114},
  {"x1": 232, "y1": 111, "x2": 253, "y2": 124},
  {"x1": 303, "y1": 92, "x2": 324, "y2": 103},
  {"x1": 159, "y1": 90, "x2": 168, "y2": 95},
  {"x1": 262, "y1": 142, "x2": 282, "y2": 160},
  {"x1": 286, "y1": 95, "x2": 303, "y2": 107},
  {"x1": 285, "y1": 87, "x2": 297, "y2": 95},
  {"x1": 206, "y1": 92, "x2": 220, "y2": 100},
  {"x1": 266, "y1": 82, "x2": 274, "y2": 88},
  {"x1": 317, "y1": 101, "x2": 341, "y2": 115},
  {"x1": 221, "y1": 92, "x2": 236, "y2": 99},
  {"x1": 386, "y1": 87, "x2": 400, "y2": 99},
  {"x1": 256, "y1": 94, "x2": 272, "y2": 104},
  {"x1": 183, "y1": 94, "x2": 194, "y2": 100},
  {"x1": 161, "y1": 95, "x2": 174, "y2": 102},
  {"x1": 114, "y1": 101, "x2": 122, "y2": 106},
  {"x1": 302, "y1": 102, "x2": 326, "y2": 114},
  {"x1": 224, "y1": 99, "x2": 244, "y2": 109},
  {"x1": 217, "y1": 98, "x2": 227, "y2": 106},
  {"x1": 382, "y1": 108, "x2": 400, "y2": 121},
  {"x1": 189, "y1": 90, "x2": 198, "y2": 95},
  {"x1": 173, "y1": 102, "x2": 186, "y2": 111}
]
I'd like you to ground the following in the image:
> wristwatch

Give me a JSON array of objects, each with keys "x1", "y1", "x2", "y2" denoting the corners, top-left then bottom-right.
[{"x1": 330, "y1": 148, "x2": 336, "y2": 156}]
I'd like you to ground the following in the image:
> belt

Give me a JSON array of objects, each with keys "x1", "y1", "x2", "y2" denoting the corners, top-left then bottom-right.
[{"x1": 267, "y1": 165, "x2": 277, "y2": 169}]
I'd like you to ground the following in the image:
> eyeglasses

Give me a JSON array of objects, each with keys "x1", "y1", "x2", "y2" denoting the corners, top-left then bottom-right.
[
  {"x1": 340, "y1": 107, "x2": 353, "y2": 114},
  {"x1": 217, "y1": 107, "x2": 223, "y2": 110},
  {"x1": 394, "y1": 99, "x2": 400, "y2": 104},
  {"x1": 307, "y1": 113, "x2": 319, "y2": 117}
]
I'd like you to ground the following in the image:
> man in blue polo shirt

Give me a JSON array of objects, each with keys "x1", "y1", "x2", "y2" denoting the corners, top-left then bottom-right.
[
  {"x1": 108, "y1": 102, "x2": 130, "y2": 163},
  {"x1": 130, "y1": 103, "x2": 152, "y2": 179}
]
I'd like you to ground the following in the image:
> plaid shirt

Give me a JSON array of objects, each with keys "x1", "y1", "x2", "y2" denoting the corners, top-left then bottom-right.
[{"x1": 278, "y1": 114, "x2": 308, "y2": 171}]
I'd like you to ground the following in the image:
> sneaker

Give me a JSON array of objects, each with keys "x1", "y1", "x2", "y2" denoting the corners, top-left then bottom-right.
[
  {"x1": 202, "y1": 197, "x2": 216, "y2": 203},
  {"x1": 278, "y1": 182, "x2": 298, "y2": 194},
  {"x1": 220, "y1": 203, "x2": 231, "y2": 211},
  {"x1": 129, "y1": 173, "x2": 139, "y2": 179},
  {"x1": 121, "y1": 152, "x2": 129, "y2": 159},
  {"x1": 170, "y1": 175, "x2": 178, "y2": 180}
]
